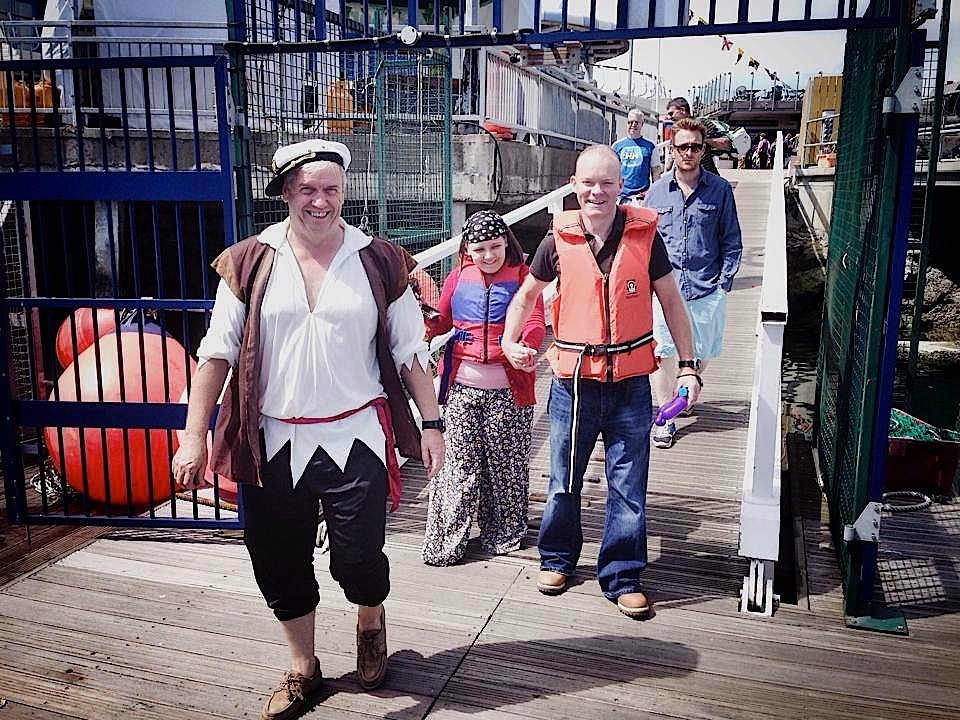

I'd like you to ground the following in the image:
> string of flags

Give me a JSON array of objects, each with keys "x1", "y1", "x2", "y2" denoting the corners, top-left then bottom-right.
[{"x1": 688, "y1": 11, "x2": 786, "y2": 85}]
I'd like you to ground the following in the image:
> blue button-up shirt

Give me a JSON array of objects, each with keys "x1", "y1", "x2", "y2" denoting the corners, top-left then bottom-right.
[{"x1": 643, "y1": 169, "x2": 742, "y2": 301}]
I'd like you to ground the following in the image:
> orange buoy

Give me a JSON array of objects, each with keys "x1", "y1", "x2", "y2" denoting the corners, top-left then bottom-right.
[
  {"x1": 54, "y1": 308, "x2": 117, "y2": 369},
  {"x1": 44, "y1": 331, "x2": 195, "y2": 509}
]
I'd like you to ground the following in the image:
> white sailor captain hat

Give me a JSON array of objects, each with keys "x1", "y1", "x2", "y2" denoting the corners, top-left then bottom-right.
[{"x1": 265, "y1": 139, "x2": 352, "y2": 197}]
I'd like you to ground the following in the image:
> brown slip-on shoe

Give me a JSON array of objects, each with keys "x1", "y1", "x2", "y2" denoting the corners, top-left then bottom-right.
[
  {"x1": 617, "y1": 591, "x2": 651, "y2": 619},
  {"x1": 357, "y1": 606, "x2": 387, "y2": 691},
  {"x1": 260, "y1": 657, "x2": 323, "y2": 720},
  {"x1": 536, "y1": 570, "x2": 567, "y2": 595}
]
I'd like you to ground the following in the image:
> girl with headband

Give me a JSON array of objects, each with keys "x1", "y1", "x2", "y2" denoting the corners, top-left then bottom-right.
[{"x1": 421, "y1": 210, "x2": 546, "y2": 565}]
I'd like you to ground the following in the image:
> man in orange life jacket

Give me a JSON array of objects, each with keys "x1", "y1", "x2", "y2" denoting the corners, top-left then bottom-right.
[{"x1": 502, "y1": 144, "x2": 702, "y2": 618}]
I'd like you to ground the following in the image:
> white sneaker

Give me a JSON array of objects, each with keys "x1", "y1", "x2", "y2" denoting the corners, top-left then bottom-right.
[{"x1": 652, "y1": 422, "x2": 676, "y2": 449}]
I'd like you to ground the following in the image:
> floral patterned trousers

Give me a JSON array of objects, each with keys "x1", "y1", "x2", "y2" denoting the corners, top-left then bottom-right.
[{"x1": 422, "y1": 383, "x2": 534, "y2": 566}]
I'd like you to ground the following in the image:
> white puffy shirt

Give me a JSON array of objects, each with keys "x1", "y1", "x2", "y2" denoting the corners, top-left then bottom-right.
[{"x1": 197, "y1": 219, "x2": 429, "y2": 485}]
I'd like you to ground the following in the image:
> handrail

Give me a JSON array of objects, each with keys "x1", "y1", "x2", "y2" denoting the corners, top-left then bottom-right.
[
  {"x1": 479, "y1": 48, "x2": 627, "y2": 146},
  {"x1": 413, "y1": 183, "x2": 573, "y2": 269},
  {"x1": 738, "y1": 132, "x2": 788, "y2": 617}
]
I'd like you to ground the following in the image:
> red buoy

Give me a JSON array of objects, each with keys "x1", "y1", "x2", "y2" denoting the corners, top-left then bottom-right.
[
  {"x1": 54, "y1": 308, "x2": 117, "y2": 369},
  {"x1": 44, "y1": 332, "x2": 195, "y2": 509}
]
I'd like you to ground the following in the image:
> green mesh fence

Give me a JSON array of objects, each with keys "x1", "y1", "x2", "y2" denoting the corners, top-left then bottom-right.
[
  {"x1": 230, "y1": 4, "x2": 451, "y2": 258},
  {"x1": 815, "y1": 10, "x2": 898, "y2": 617},
  {"x1": 374, "y1": 52, "x2": 452, "y2": 257}
]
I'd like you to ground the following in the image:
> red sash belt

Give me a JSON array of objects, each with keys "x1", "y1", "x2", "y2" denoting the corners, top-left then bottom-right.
[{"x1": 278, "y1": 397, "x2": 402, "y2": 512}]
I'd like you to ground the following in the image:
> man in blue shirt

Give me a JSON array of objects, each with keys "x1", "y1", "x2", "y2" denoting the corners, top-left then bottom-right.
[
  {"x1": 643, "y1": 117, "x2": 742, "y2": 449},
  {"x1": 612, "y1": 109, "x2": 662, "y2": 204}
]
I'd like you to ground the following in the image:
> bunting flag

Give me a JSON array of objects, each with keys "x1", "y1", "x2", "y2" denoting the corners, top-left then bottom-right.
[{"x1": 687, "y1": 16, "x2": 790, "y2": 90}]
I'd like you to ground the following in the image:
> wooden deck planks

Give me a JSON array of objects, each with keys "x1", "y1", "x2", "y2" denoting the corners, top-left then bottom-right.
[{"x1": 2, "y1": 173, "x2": 960, "y2": 719}]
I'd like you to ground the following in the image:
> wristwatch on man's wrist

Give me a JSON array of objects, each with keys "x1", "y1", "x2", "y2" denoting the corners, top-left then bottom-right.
[
  {"x1": 677, "y1": 359, "x2": 698, "y2": 370},
  {"x1": 421, "y1": 418, "x2": 445, "y2": 432}
]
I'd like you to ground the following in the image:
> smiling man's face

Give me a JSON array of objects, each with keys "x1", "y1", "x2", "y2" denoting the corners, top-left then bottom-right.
[
  {"x1": 571, "y1": 150, "x2": 622, "y2": 226},
  {"x1": 282, "y1": 162, "x2": 345, "y2": 236}
]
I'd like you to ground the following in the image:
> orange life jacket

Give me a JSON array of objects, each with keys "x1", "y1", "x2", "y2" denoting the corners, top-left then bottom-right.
[{"x1": 547, "y1": 206, "x2": 659, "y2": 382}]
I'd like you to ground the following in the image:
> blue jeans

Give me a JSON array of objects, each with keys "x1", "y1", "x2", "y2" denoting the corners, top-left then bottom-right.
[{"x1": 538, "y1": 375, "x2": 652, "y2": 599}]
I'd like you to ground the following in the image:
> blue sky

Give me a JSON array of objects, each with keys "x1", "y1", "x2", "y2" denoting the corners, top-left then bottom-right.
[{"x1": 593, "y1": 1, "x2": 958, "y2": 107}]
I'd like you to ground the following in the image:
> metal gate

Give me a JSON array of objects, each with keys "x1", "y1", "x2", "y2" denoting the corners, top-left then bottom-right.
[
  {"x1": 0, "y1": 54, "x2": 240, "y2": 529},
  {"x1": 816, "y1": 0, "x2": 924, "y2": 629}
]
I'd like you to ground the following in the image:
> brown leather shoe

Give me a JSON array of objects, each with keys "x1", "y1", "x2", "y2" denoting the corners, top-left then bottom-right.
[
  {"x1": 536, "y1": 570, "x2": 567, "y2": 595},
  {"x1": 357, "y1": 606, "x2": 387, "y2": 691},
  {"x1": 617, "y1": 591, "x2": 651, "y2": 618},
  {"x1": 260, "y1": 657, "x2": 323, "y2": 720}
]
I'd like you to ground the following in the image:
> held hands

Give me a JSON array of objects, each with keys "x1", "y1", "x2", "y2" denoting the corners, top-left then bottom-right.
[
  {"x1": 502, "y1": 340, "x2": 538, "y2": 373},
  {"x1": 420, "y1": 429, "x2": 445, "y2": 478},
  {"x1": 171, "y1": 434, "x2": 211, "y2": 492}
]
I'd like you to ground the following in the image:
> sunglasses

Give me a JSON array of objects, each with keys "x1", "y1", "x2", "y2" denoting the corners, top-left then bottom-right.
[{"x1": 673, "y1": 143, "x2": 704, "y2": 153}]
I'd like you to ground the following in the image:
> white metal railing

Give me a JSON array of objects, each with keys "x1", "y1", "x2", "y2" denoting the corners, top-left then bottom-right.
[
  {"x1": 457, "y1": 48, "x2": 627, "y2": 146},
  {"x1": 738, "y1": 132, "x2": 788, "y2": 616},
  {"x1": 414, "y1": 182, "x2": 572, "y2": 269}
]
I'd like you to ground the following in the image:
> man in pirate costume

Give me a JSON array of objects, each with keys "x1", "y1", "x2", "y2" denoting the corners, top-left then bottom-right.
[
  {"x1": 172, "y1": 139, "x2": 445, "y2": 720},
  {"x1": 501, "y1": 144, "x2": 701, "y2": 619}
]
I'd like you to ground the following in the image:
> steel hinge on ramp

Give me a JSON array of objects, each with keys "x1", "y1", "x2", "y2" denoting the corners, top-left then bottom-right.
[
  {"x1": 740, "y1": 559, "x2": 779, "y2": 616},
  {"x1": 842, "y1": 501, "x2": 882, "y2": 543},
  {"x1": 882, "y1": 66, "x2": 923, "y2": 114},
  {"x1": 841, "y1": 502, "x2": 909, "y2": 635}
]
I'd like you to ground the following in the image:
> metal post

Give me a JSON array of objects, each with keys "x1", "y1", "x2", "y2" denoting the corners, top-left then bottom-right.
[
  {"x1": 0, "y1": 202, "x2": 22, "y2": 524},
  {"x1": 907, "y1": 0, "x2": 951, "y2": 412},
  {"x1": 225, "y1": 0, "x2": 254, "y2": 239}
]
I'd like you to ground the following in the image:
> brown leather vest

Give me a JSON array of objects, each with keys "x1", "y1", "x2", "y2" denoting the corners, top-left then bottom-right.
[{"x1": 207, "y1": 232, "x2": 421, "y2": 487}]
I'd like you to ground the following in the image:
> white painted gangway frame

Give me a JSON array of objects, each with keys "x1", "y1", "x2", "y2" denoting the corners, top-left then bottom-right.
[{"x1": 738, "y1": 134, "x2": 788, "y2": 616}]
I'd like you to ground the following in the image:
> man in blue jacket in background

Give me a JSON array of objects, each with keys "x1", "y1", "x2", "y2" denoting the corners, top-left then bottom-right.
[{"x1": 644, "y1": 117, "x2": 742, "y2": 450}]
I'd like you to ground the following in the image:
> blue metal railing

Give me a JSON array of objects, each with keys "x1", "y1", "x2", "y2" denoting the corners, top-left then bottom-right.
[
  {"x1": 0, "y1": 54, "x2": 238, "y2": 528},
  {"x1": 226, "y1": 0, "x2": 900, "y2": 55}
]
